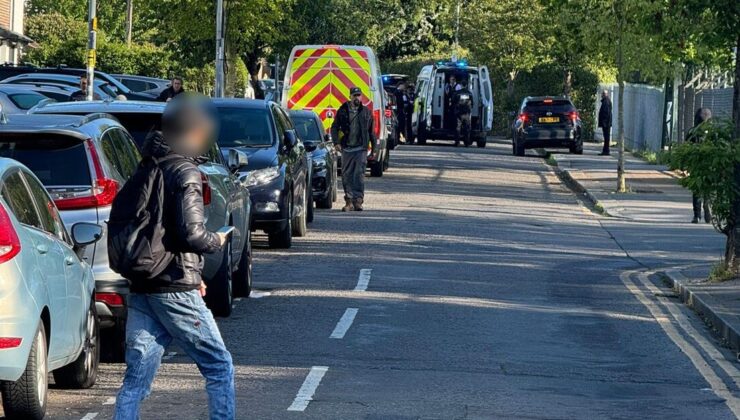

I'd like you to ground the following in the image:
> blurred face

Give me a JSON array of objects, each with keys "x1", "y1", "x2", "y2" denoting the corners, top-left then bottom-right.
[
  {"x1": 450, "y1": 77, "x2": 456, "y2": 85},
  {"x1": 351, "y1": 93, "x2": 362, "y2": 106},
  {"x1": 165, "y1": 96, "x2": 216, "y2": 157},
  {"x1": 172, "y1": 79, "x2": 183, "y2": 92},
  {"x1": 602, "y1": 90, "x2": 608, "y2": 98},
  {"x1": 80, "y1": 78, "x2": 88, "y2": 91}
]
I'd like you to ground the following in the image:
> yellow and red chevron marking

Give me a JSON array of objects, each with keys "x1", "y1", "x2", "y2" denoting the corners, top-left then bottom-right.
[{"x1": 287, "y1": 47, "x2": 374, "y2": 131}]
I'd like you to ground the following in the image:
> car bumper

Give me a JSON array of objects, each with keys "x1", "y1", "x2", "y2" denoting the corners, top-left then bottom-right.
[
  {"x1": 95, "y1": 279, "x2": 128, "y2": 329},
  {"x1": 247, "y1": 183, "x2": 289, "y2": 233},
  {"x1": 520, "y1": 128, "x2": 579, "y2": 148}
]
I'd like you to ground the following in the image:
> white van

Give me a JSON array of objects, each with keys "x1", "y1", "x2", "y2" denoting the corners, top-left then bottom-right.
[{"x1": 411, "y1": 60, "x2": 493, "y2": 147}]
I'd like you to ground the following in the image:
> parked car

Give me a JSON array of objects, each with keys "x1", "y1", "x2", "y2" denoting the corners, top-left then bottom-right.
[
  {"x1": 0, "y1": 83, "x2": 79, "y2": 103},
  {"x1": 214, "y1": 99, "x2": 310, "y2": 249},
  {"x1": 282, "y1": 44, "x2": 390, "y2": 177},
  {"x1": 511, "y1": 96, "x2": 583, "y2": 156},
  {"x1": 288, "y1": 109, "x2": 339, "y2": 209},
  {"x1": 0, "y1": 65, "x2": 156, "y2": 101},
  {"x1": 0, "y1": 85, "x2": 52, "y2": 114},
  {"x1": 32, "y1": 100, "x2": 253, "y2": 319},
  {"x1": 382, "y1": 73, "x2": 410, "y2": 94},
  {"x1": 2, "y1": 73, "x2": 117, "y2": 100},
  {"x1": 0, "y1": 157, "x2": 102, "y2": 419},
  {"x1": 112, "y1": 74, "x2": 170, "y2": 97}
]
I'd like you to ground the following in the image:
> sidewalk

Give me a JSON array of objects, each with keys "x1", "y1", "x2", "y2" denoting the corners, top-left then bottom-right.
[{"x1": 551, "y1": 142, "x2": 740, "y2": 354}]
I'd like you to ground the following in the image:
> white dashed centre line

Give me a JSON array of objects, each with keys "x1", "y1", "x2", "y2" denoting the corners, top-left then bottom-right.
[
  {"x1": 330, "y1": 308, "x2": 358, "y2": 339},
  {"x1": 354, "y1": 268, "x2": 372, "y2": 291},
  {"x1": 80, "y1": 413, "x2": 99, "y2": 420},
  {"x1": 103, "y1": 397, "x2": 116, "y2": 405},
  {"x1": 162, "y1": 351, "x2": 177, "y2": 360},
  {"x1": 287, "y1": 366, "x2": 329, "y2": 412}
]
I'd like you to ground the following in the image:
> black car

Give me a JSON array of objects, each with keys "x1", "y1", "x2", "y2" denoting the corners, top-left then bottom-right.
[
  {"x1": 215, "y1": 100, "x2": 310, "y2": 249},
  {"x1": 289, "y1": 109, "x2": 339, "y2": 209},
  {"x1": 511, "y1": 96, "x2": 583, "y2": 156},
  {"x1": 0, "y1": 65, "x2": 157, "y2": 101},
  {"x1": 2, "y1": 73, "x2": 118, "y2": 100}
]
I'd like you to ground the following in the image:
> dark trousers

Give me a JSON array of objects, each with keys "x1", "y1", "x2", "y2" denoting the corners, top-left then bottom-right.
[
  {"x1": 692, "y1": 194, "x2": 712, "y2": 222},
  {"x1": 342, "y1": 149, "x2": 367, "y2": 200},
  {"x1": 601, "y1": 126, "x2": 611, "y2": 154}
]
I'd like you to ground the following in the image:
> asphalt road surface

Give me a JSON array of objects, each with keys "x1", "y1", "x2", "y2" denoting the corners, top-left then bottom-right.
[{"x1": 13, "y1": 139, "x2": 740, "y2": 419}]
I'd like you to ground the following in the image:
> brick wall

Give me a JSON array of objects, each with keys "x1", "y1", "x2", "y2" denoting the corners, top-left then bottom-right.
[{"x1": 0, "y1": 0, "x2": 10, "y2": 29}]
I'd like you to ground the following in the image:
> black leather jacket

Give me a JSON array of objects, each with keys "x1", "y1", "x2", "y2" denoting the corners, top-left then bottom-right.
[{"x1": 129, "y1": 132, "x2": 221, "y2": 294}]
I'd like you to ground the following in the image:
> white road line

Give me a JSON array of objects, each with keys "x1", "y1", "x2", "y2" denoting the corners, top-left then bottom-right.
[
  {"x1": 234, "y1": 297, "x2": 242, "y2": 302},
  {"x1": 287, "y1": 366, "x2": 329, "y2": 412},
  {"x1": 621, "y1": 271, "x2": 740, "y2": 417},
  {"x1": 250, "y1": 290, "x2": 271, "y2": 299},
  {"x1": 80, "y1": 413, "x2": 99, "y2": 420},
  {"x1": 162, "y1": 351, "x2": 177, "y2": 360},
  {"x1": 354, "y1": 269, "x2": 372, "y2": 292},
  {"x1": 102, "y1": 396, "x2": 116, "y2": 405},
  {"x1": 330, "y1": 308, "x2": 358, "y2": 339}
]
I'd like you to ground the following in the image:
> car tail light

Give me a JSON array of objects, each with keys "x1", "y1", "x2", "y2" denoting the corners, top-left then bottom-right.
[
  {"x1": 373, "y1": 109, "x2": 381, "y2": 139},
  {"x1": 201, "y1": 173, "x2": 212, "y2": 205},
  {"x1": 54, "y1": 139, "x2": 119, "y2": 210},
  {"x1": 96, "y1": 292, "x2": 124, "y2": 307},
  {"x1": 519, "y1": 113, "x2": 533, "y2": 125},
  {"x1": 0, "y1": 204, "x2": 21, "y2": 264},
  {"x1": 0, "y1": 337, "x2": 22, "y2": 349}
]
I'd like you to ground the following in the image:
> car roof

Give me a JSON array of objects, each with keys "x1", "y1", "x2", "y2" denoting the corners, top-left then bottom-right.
[
  {"x1": 0, "y1": 84, "x2": 48, "y2": 95},
  {"x1": 212, "y1": 98, "x2": 271, "y2": 109},
  {"x1": 0, "y1": 113, "x2": 120, "y2": 139},
  {"x1": 287, "y1": 109, "x2": 318, "y2": 118},
  {"x1": 33, "y1": 100, "x2": 166, "y2": 115}
]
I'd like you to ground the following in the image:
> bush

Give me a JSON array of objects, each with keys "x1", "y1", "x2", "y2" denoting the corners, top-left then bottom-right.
[{"x1": 669, "y1": 119, "x2": 740, "y2": 234}]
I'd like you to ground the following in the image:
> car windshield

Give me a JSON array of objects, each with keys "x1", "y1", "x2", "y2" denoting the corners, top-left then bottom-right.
[
  {"x1": 0, "y1": 134, "x2": 91, "y2": 186},
  {"x1": 292, "y1": 116, "x2": 322, "y2": 142},
  {"x1": 216, "y1": 107, "x2": 274, "y2": 147},
  {"x1": 7, "y1": 92, "x2": 46, "y2": 110}
]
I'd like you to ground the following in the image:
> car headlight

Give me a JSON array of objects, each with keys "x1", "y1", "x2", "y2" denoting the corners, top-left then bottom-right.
[{"x1": 241, "y1": 166, "x2": 280, "y2": 187}]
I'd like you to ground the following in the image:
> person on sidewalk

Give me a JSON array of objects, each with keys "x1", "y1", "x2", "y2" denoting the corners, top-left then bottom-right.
[
  {"x1": 598, "y1": 89, "x2": 613, "y2": 155},
  {"x1": 688, "y1": 107, "x2": 713, "y2": 224},
  {"x1": 111, "y1": 95, "x2": 235, "y2": 420},
  {"x1": 331, "y1": 86, "x2": 376, "y2": 212}
]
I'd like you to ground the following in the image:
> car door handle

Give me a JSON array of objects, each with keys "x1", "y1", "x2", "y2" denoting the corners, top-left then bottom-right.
[
  {"x1": 36, "y1": 244, "x2": 49, "y2": 255},
  {"x1": 65, "y1": 256, "x2": 76, "y2": 266}
]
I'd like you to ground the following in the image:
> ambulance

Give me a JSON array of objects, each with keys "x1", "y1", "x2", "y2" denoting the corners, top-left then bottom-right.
[
  {"x1": 281, "y1": 45, "x2": 390, "y2": 177},
  {"x1": 411, "y1": 60, "x2": 494, "y2": 147}
]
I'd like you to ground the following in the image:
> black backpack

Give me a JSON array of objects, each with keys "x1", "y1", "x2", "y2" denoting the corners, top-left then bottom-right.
[{"x1": 107, "y1": 156, "x2": 174, "y2": 280}]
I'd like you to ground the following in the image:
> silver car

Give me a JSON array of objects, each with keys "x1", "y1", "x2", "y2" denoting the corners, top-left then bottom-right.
[{"x1": 0, "y1": 158, "x2": 102, "y2": 419}]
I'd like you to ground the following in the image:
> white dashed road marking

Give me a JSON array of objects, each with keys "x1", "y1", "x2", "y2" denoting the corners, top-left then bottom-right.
[
  {"x1": 162, "y1": 351, "x2": 177, "y2": 360},
  {"x1": 287, "y1": 366, "x2": 329, "y2": 412},
  {"x1": 330, "y1": 308, "x2": 358, "y2": 339},
  {"x1": 354, "y1": 269, "x2": 372, "y2": 292},
  {"x1": 250, "y1": 290, "x2": 272, "y2": 299},
  {"x1": 80, "y1": 413, "x2": 99, "y2": 420},
  {"x1": 103, "y1": 397, "x2": 116, "y2": 405}
]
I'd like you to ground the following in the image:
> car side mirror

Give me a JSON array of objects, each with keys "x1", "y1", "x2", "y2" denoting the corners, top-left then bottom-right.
[
  {"x1": 227, "y1": 149, "x2": 248, "y2": 173},
  {"x1": 71, "y1": 222, "x2": 102, "y2": 249},
  {"x1": 284, "y1": 130, "x2": 298, "y2": 149}
]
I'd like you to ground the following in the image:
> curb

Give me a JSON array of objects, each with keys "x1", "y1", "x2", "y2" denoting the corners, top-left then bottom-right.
[
  {"x1": 663, "y1": 269, "x2": 740, "y2": 355},
  {"x1": 547, "y1": 156, "x2": 612, "y2": 217}
]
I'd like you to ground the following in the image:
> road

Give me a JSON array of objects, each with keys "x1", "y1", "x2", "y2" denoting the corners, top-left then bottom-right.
[{"x1": 19, "y1": 139, "x2": 740, "y2": 419}]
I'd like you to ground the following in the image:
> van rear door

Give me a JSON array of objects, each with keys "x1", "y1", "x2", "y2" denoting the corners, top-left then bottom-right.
[
  {"x1": 430, "y1": 70, "x2": 446, "y2": 129},
  {"x1": 479, "y1": 65, "x2": 493, "y2": 132}
]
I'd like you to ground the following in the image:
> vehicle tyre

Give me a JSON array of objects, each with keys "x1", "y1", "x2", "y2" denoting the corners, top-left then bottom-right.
[
  {"x1": 306, "y1": 184, "x2": 314, "y2": 223},
  {"x1": 331, "y1": 174, "x2": 338, "y2": 203},
  {"x1": 1, "y1": 322, "x2": 48, "y2": 420},
  {"x1": 417, "y1": 123, "x2": 427, "y2": 145},
  {"x1": 292, "y1": 188, "x2": 308, "y2": 237},
  {"x1": 53, "y1": 300, "x2": 99, "y2": 389},
  {"x1": 268, "y1": 196, "x2": 292, "y2": 249},
  {"x1": 570, "y1": 140, "x2": 584, "y2": 155},
  {"x1": 370, "y1": 160, "x2": 383, "y2": 177},
  {"x1": 100, "y1": 319, "x2": 125, "y2": 363},
  {"x1": 515, "y1": 137, "x2": 526, "y2": 157},
  {"x1": 232, "y1": 230, "x2": 252, "y2": 298},
  {"x1": 317, "y1": 179, "x2": 334, "y2": 209},
  {"x1": 476, "y1": 136, "x2": 486, "y2": 148},
  {"x1": 205, "y1": 240, "x2": 233, "y2": 317},
  {"x1": 382, "y1": 149, "x2": 390, "y2": 171}
]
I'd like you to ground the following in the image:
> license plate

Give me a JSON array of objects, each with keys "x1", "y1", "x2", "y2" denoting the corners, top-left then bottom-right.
[{"x1": 539, "y1": 117, "x2": 559, "y2": 123}]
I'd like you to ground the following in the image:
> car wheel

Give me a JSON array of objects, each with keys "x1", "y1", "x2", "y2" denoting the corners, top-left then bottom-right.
[
  {"x1": 232, "y1": 231, "x2": 252, "y2": 298},
  {"x1": 205, "y1": 239, "x2": 233, "y2": 317},
  {"x1": 292, "y1": 189, "x2": 308, "y2": 237},
  {"x1": 1, "y1": 322, "x2": 48, "y2": 420},
  {"x1": 53, "y1": 300, "x2": 99, "y2": 389},
  {"x1": 570, "y1": 139, "x2": 584, "y2": 155},
  {"x1": 382, "y1": 149, "x2": 390, "y2": 171},
  {"x1": 331, "y1": 173, "x2": 338, "y2": 203},
  {"x1": 306, "y1": 184, "x2": 315, "y2": 223},
  {"x1": 417, "y1": 123, "x2": 427, "y2": 145},
  {"x1": 268, "y1": 196, "x2": 292, "y2": 249},
  {"x1": 317, "y1": 178, "x2": 334, "y2": 209},
  {"x1": 476, "y1": 136, "x2": 487, "y2": 148}
]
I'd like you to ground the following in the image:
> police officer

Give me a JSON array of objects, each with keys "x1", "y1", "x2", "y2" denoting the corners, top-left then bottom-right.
[
  {"x1": 452, "y1": 80, "x2": 473, "y2": 147},
  {"x1": 331, "y1": 87, "x2": 376, "y2": 212}
]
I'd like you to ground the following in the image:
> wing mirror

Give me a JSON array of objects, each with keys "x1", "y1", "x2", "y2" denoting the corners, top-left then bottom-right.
[
  {"x1": 283, "y1": 130, "x2": 298, "y2": 149},
  {"x1": 71, "y1": 222, "x2": 103, "y2": 252},
  {"x1": 227, "y1": 149, "x2": 249, "y2": 173}
]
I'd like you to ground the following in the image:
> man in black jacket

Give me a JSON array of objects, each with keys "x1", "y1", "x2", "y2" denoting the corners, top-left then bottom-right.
[
  {"x1": 157, "y1": 76, "x2": 185, "y2": 102},
  {"x1": 331, "y1": 86, "x2": 376, "y2": 211},
  {"x1": 598, "y1": 89, "x2": 613, "y2": 155},
  {"x1": 113, "y1": 95, "x2": 235, "y2": 420}
]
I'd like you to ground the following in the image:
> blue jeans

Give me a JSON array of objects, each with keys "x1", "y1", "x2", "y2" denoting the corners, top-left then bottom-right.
[{"x1": 113, "y1": 290, "x2": 235, "y2": 420}]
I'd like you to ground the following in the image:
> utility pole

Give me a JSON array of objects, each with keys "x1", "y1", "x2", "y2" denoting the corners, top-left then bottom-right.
[
  {"x1": 452, "y1": 2, "x2": 460, "y2": 61},
  {"x1": 214, "y1": 0, "x2": 226, "y2": 98},
  {"x1": 86, "y1": 0, "x2": 97, "y2": 101},
  {"x1": 274, "y1": 53, "x2": 280, "y2": 103},
  {"x1": 125, "y1": 0, "x2": 133, "y2": 47}
]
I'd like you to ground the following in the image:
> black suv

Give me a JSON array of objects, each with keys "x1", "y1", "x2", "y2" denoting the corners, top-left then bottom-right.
[
  {"x1": 511, "y1": 96, "x2": 583, "y2": 156},
  {"x1": 215, "y1": 99, "x2": 310, "y2": 249}
]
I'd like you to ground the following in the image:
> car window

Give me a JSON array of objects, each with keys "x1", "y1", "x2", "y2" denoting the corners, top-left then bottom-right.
[
  {"x1": 0, "y1": 134, "x2": 91, "y2": 187},
  {"x1": 8, "y1": 92, "x2": 46, "y2": 110},
  {"x1": 272, "y1": 107, "x2": 287, "y2": 140},
  {"x1": 36, "y1": 90, "x2": 70, "y2": 102},
  {"x1": 111, "y1": 129, "x2": 140, "y2": 178},
  {"x1": 1, "y1": 171, "x2": 42, "y2": 229},
  {"x1": 23, "y1": 171, "x2": 66, "y2": 241},
  {"x1": 524, "y1": 100, "x2": 575, "y2": 113},
  {"x1": 292, "y1": 116, "x2": 322, "y2": 142},
  {"x1": 278, "y1": 108, "x2": 294, "y2": 130},
  {"x1": 122, "y1": 79, "x2": 148, "y2": 92},
  {"x1": 207, "y1": 143, "x2": 224, "y2": 165},
  {"x1": 99, "y1": 131, "x2": 128, "y2": 184},
  {"x1": 216, "y1": 107, "x2": 275, "y2": 147}
]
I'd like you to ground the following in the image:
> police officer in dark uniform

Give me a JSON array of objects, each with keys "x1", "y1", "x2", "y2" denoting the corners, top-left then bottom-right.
[{"x1": 452, "y1": 80, "x2": 473, "y2": 147}]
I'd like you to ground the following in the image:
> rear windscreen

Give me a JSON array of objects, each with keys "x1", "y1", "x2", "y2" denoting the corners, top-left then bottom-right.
[
  {"x1": 217, "y1": 107, "x2": 274, "y2": 147},
  {"x1": 292, "y1": 116, "x2": 322, "y2": 142},
  {"x1": 112, "y1": 113, "x2": 162, "y2": 149},
  {"x1": 524, "y1": 100, "x2": 574, "y2": 113},
  {"x1": 8, "y1": 93, "x2": 46, "y2": 110},
  {"x1": 0, "y1": 134, "x2": 91, "y2": 186}
]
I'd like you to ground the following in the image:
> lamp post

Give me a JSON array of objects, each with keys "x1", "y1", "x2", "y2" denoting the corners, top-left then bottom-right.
[
  {"x1": 86, "y1": 0, "x2": 97, "y2": 101},
  {"x1": 214, "y1": 0, "x2": 226, "y2": 98}
]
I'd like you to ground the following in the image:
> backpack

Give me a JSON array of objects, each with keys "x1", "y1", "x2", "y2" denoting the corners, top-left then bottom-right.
[{"x1": 107, "y1": 156, "x2": 174, "y2": 280}]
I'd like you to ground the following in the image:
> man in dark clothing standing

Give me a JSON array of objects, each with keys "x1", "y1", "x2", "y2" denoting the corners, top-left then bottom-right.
[
  {"x1": 69, "y1": 76, "x2": 102, "y2": 101},
  {"x1": 598, "y1": 89, "x2": 613, "y2": 155},
  {"x1": 331, "y1": 86, "x2": 376, "y2": 212},
  {"x1": 452, "y1": 80, "x2": 473, "y2": 147},
  {"x1": 112, "y1": 95, "x2": 235, "y2": 420},
  {"x1": 394, "y1": 83, "x2": 409, "y2": 142},
  {"x1": 157, "y1": 76, "x2": 185, "y2": 102},
  {"x1": 689, "y1": 107, "x2": 713, "y2": 224}
]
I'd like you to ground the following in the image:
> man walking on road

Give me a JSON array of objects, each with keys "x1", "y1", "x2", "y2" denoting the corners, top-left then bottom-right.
[
  {"x1": 598, "y1": 89, "x2": 613, "y2": 155},
  {"x1": 331, "y1": 86, "x2": 376, "y2": 212},
  {"x1": 111, "y1": 95, "x2": 235, "y2": 420}
]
